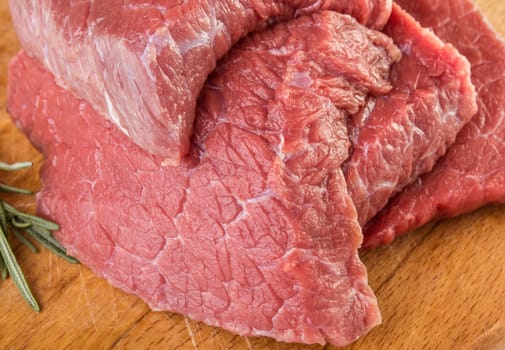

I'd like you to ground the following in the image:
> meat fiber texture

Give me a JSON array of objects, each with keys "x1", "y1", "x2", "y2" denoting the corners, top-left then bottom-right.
[
  {"x1": 8, "y1": 12, "x2": 405, "y2": 346},
  {"x1": 345, "y1": 4, "x2": 477, "y2": 225},
  {"x1": 365, "y1": 0, "x2": 505, "y2": 247},
  {"x1": 6, "y1": 2, "x2": 482, "y2": 345},
  {"x1": 9, "y1": 0, "x2": 392, "y2": 164}
]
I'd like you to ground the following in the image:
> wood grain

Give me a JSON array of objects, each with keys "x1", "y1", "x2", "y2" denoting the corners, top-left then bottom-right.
[{"x1": 0, "y1": 1, "x2": 504, "y2": 349}]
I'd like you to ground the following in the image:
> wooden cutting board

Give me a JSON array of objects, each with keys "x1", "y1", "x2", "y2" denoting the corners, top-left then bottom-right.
[{"x1": 1, "y1": 1, "x2": 505, "y2": 349}]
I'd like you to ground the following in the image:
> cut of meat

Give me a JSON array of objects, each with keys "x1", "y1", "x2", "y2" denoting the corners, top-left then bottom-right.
[
  {"x1": 8, "y1": 10, "x2": 402, "y2": 345},
  {"x1": 6, "y1": 4, "x2": 480, "y2": 343},
  {"x1": 345, "y1": 4, "x2": 477, "y2": 225},
  {"x1": 6, "y1": 0, "x2": 482, "y2": 344},
  {"x1": 9, "y1": 0, "x2": 392, "y2": 163},
  {"x1": 9, "y1": 24, "x2": 386, "y2": 344},
  {"x1": 364, "y1": 0, "x2": 505, "y2": 247}
]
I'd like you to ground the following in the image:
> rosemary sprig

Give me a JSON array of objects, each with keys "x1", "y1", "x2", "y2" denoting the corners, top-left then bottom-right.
[
  {"x1": 0, "y1": 161, "x2": 32, "y2": 171},
  {"x1": 0, "y1": 160, "x2": 78, "y2": 312},
  {"x1": 0, "y1": 183, "x2": 33, "y2": 195},
  {"x1": 0, "y1": 222, "x2": 39, "y2": 311}
]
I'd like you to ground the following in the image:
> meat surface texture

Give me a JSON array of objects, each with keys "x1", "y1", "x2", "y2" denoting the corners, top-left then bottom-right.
[
  {"x1": 8, "y1": 11, "x2": 404, "y2": 345},
  {"x1": 345, "y1": 4, "x2": 477, "y2": 225},
  {"x1": 365, "y1": 0, "x2": 505, "y2": 247},
  {"x1": 9, "y1": 0, "x2": 392, "y2": 163}
]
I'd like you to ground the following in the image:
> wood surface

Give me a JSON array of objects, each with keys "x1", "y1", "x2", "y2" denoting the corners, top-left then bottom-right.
[{"x1": 1, "y1": 1, "x2": 505, "y2": 349}]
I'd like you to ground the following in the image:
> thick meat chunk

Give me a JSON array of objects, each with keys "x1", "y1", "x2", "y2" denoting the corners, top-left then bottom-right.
[
  {"x1": 345, "y1": 4, "x2": 477, "y2": 225},
  {"x1": 365, "y1": 0, "x2": 505, "y2": 247},
  {"x1": 9, "y1": 0, "x2": 392, "y2": 163},
  {"x1": 8, "y1": 11, "x2": 401, "y2": 345}
]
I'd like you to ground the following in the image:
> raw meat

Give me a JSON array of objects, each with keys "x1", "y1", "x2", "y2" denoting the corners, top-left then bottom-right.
[
  {"x1": 345, "y1": 4, "x2": 477, "y2": 225},
  {"x1": 9, "y1": 0, "x2": 392, "y2": 163},
  {"x1": 8, "y1": 10, "x2": 402, "y2": 345},
  {"x1": 365, "y1": 0, "x2": 505, "y2": 247}
]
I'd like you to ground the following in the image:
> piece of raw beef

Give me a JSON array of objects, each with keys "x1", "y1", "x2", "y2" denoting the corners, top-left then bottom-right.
[
  {"x1": 9, "y1": 11, "x2": 401, "y2": 346},
  {"x1": 365, "y1": 0, "x2": 505, "y2": 247},
  {"x1": 7, "y1": 1, "x2": 483, "y2": 345},
  {"x1": 9, "y1": 0, "x2": 392, "y2": 163},
  {"x1": 345, "y1": 4, "x2": 477, "y2": 225}
]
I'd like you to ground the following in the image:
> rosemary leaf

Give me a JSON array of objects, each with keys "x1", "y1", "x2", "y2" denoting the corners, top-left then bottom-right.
[
  {"x1": 0, "y1": 183, "x2": 33, "y2": 195},
  {"x1": 26, "y1": 225, "x2": 64, "y2": 249},
  {"x1": 0, "y1": 225, "x2": 40, "y2": 312},
  {"x1": 0, "y1": 205, "x2": 12, "y2": 276},
  {"x1": 0, "y1": 201, "x2": 7, "y2": 232},
  {"x1": 0, "y1": 255, "x2": 7, "y2": 280},
  {"x1": 11, "y1": 226, "x2": 38, "y2": 254},
  {"x1": 25, "y1": 227, "x2": 79, "y2": 264},
  {"x1": 0, "y1": 161, "x2": 32, "y2": 171},
  {"x1": 11, "y1": 217, "x2": 32, "y2": 229},
  {"x1": 3, "y1": 203, "x2": 60, "y2": 231}
]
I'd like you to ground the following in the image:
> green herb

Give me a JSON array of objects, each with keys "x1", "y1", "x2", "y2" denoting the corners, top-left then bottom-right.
[
  {"x1": 0, "y1": 160, "x2": 78, "y2": 312},
  {"x1": 0, "y1": 161, "x2": 32, "y2": 171}
]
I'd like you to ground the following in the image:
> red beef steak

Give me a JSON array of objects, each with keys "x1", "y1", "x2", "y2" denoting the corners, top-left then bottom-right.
[
  {"x1": 365, "y1": 0, "x2": 505, "y2": 247},
  {"x1": 7, "y1": 3, "x2": 481, "y2": 344},
  {"x1": 345, "y1": 4, "x2": 476, "y2": 225},
  {"x1": 9, "y1": 0, "x2": 392, "y2": 163},
  {"x1": 8, "y1": 11, "x2": 402, "y2": 346}
]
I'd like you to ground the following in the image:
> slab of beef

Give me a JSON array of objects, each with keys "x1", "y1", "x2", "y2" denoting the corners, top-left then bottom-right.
[
  {"x1": 8, "y1": 11, "x2": 402, "y2": 345},
  {"x1": 345, "y1": 3, "x2": 477, "y2": 225},
  {"x1": 9, "y1": 0, "x2": 392, "y2": 163},
  {"x1": 365, "y1": 0, "x2": 505, "y2": 247}
]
